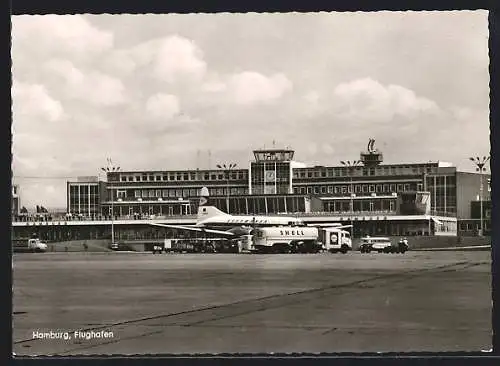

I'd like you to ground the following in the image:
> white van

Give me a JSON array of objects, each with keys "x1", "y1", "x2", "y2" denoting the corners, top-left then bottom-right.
[{"x1": 359, "y1": 236, "x2": 392, "y2": 253}]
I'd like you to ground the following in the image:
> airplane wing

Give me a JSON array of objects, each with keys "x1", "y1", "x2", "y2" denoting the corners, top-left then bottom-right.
[
  {"x1": 149, "y1": 223, "x2": 236, "y2": 237},
  {"x1": 308, "y1": 223, "x2": 343, "y2": 227},
  {"x1": 310, "y1": 224, "x2": 353, "y2": 229}
]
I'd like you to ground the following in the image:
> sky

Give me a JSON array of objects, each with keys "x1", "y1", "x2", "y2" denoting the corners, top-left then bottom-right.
[{"x1": 11, "y1": 11, "x2": 489, "y2": 209}]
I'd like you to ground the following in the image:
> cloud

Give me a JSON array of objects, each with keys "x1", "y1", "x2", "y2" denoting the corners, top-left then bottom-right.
[
  {"x1": 12, "y1": 80, "x2": 64, "y2": 124},
  {"x1": 145, "y1": 93, "x2": 180, "y2": 120},
  {"x1": 43, "y1": 59, "x2": 127, "y2": 106},
  {"x1": 119, "y1": 35, "x2": 207, "y2": 84},
  {"x1": 12, "y1": 15, "x2": 113, "y2": 62},
  {"x1": 332, "y1": 78, "x2": 440, "y2": 124},
  {"x1": 227, "y1": 71, "x2": 293, "y2": 105}
]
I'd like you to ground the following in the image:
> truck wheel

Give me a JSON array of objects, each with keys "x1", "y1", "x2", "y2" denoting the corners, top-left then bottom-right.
[{"x1": 341, "y1": 245, "x2": 348, "y2": 254}]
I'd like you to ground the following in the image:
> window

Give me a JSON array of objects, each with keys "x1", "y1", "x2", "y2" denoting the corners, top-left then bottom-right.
[
  {"x1": 155, "y1": 190, "x2": 161, "y2": 197},
  {"x1": 117, "y1": 190, "x2": 126, "y2": 198},
  {"x1": 314, "y1": 186, "x2": 319, "y2": 194},
  {"x1": 334, "y1": 186, "x2": 339, "y2": 194},
  {"x1": 404, "y1": 183, "x2": 410, "y2": 191},
  {"x1": 341, "y1": 186, "x2": 347, "y2": 194},
  {"x1": 369, "y1": 185, "x2": 375, "y2": 192},
  {"x1": 383, "y1": 184, "x2": 388, "y2": 192},
  {"x1": 142, "y1": 190, "x2": 148, "y2": 198},
  {"x1": 390, "y1": 184, "x2": 396, "y2": 192},
  {"x1": 321, "y1": 186, "x2": 326, "y2": 194},
  {"x1": 397, "y1": 184, "x2": 403, "y2": 191},
  {"x1": 362, "y1": 185, "x2": 368, "y2": 193},
  {"x1": 356, "y1": 185, "x2": 361, "y2": 193},
  {"x1": 135, "y1": 190, "x2": 141, "y2": 198},
  {"x1": 307, "y1": 187, "x2": 312, "y2": 194},
  {"x1": 128, "y1": 176, "x2": 133, "y2": 182},
  {"x1": 156, "y1": 176, "x2": 161, "y2": 181},
  {"x1": 376, "y1": 185, "x2": 382, "y2": 193},
  {"x1": 148, "y1": 190, "x2": 155, "y2": 197},
  {"x1": 121, "y1": 176, "x2": 126, "y2": 182}
]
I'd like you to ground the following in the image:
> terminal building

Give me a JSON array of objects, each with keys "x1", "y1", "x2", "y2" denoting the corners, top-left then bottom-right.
[
  {"x1": 57, "y1": 139, "x2": 490, "y2": 239},
  {"x1": 12, "y1": 140, "x2": 490, "y2": 243}
]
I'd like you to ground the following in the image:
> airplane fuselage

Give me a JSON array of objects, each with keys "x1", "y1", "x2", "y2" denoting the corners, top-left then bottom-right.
[{"x1": 196, "y1": 214, "x2": 304, "y2": 229}]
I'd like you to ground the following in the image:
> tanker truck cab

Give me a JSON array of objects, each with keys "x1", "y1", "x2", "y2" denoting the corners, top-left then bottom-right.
[{"x1": 320, "y1": 227, "x2": 352, "y2": 254}]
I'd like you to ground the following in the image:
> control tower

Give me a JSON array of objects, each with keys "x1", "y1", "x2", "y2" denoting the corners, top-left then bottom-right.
[
  {"x1": 250, "y1": 147, "x2": 295, "y2": 195},
  {"x1": 360, "y1": 138, "x2": 384, "y2": 167}
]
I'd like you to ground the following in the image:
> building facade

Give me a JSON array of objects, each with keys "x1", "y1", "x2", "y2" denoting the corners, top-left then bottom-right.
[
  {"x1": 64, "y1": 141, "x2": 490, "y2": 237},
  {"x1": 12, "y1": 184, "x2": 20, "y2": 216},
  {"x1": 66, "y1": 177, "x2": 106, "y2": 217}
]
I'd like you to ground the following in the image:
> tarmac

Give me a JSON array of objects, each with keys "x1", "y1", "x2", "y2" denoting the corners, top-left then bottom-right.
[{"x1": 12, "y1": 250, "x2": 492, "y2": 355}]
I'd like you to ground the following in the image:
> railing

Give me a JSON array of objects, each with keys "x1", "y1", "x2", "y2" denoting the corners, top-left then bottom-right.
[
  {"x1": 12, "y1": 214, "x2": 197, "y2": 223},
  {"x1": 276, "y1": 210, "x2": 396, "y2": 217}
]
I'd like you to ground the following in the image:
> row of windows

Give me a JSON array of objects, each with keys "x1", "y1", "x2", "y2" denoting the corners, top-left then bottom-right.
[
  {"x1": 117, "y1": 171, "x2": 248, "y2": 183},
  {"x1": 100, "y1": 204, "x2": 194, "y2": 216},
  {"x1": 123, "y1": 187, "x2": 251, "y2": 200},
  {"x1": 324, "y1": 199, "x2": 396, "y2": 212},
  {"x1": 425, "y1": 175, "x2": 457, "y2": 186},
  {"x1": 209, "y1": 197, "x2": 307, "y2": 215},
  {"x1": 110, "y1": 164, "x2": 442, "y2": 184},
  {"x1": 293, "y1": 165, "x2": 437, "y2": 179},
  {"x1": 293, "y1": 183, "x2": 419, "y2": 195},
  {"x1": 69, "y1": 185, "x2": 99, "y2": 195}
]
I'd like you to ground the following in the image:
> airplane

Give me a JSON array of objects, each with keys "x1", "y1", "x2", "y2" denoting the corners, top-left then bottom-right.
[{"x1": 149, "y1": 187, "x2": 350, "y2": 239}]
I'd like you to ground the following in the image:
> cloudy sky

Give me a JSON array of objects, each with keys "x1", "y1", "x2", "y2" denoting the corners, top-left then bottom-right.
[{"x1": 11, "y1": 11, "x2": 489, "y2": 209}]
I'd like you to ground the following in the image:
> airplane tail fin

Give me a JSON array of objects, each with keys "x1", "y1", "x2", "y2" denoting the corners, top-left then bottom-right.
[{"x1": 197, "y1": 187, "x2": 229, "y2": 222}]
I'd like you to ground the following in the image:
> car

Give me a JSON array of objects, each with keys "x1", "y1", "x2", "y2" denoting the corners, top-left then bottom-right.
[{"x1": 359, "y1": 236, "x2": 408, "y2": 254}]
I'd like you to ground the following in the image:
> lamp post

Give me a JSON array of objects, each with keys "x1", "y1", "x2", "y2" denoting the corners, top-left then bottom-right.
[
  {"x1": 340, "y1": 160, "x2": 362, "y2": 239},
  {"x1": 216, "y1": 163, "x2": 237, "y2": 213},
  {"x1": 101, "y1": 158, "x2": 120, "y2": 245},
  {"x1": 469, "y1": 156, "x2": 490, "y2": 236}
]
